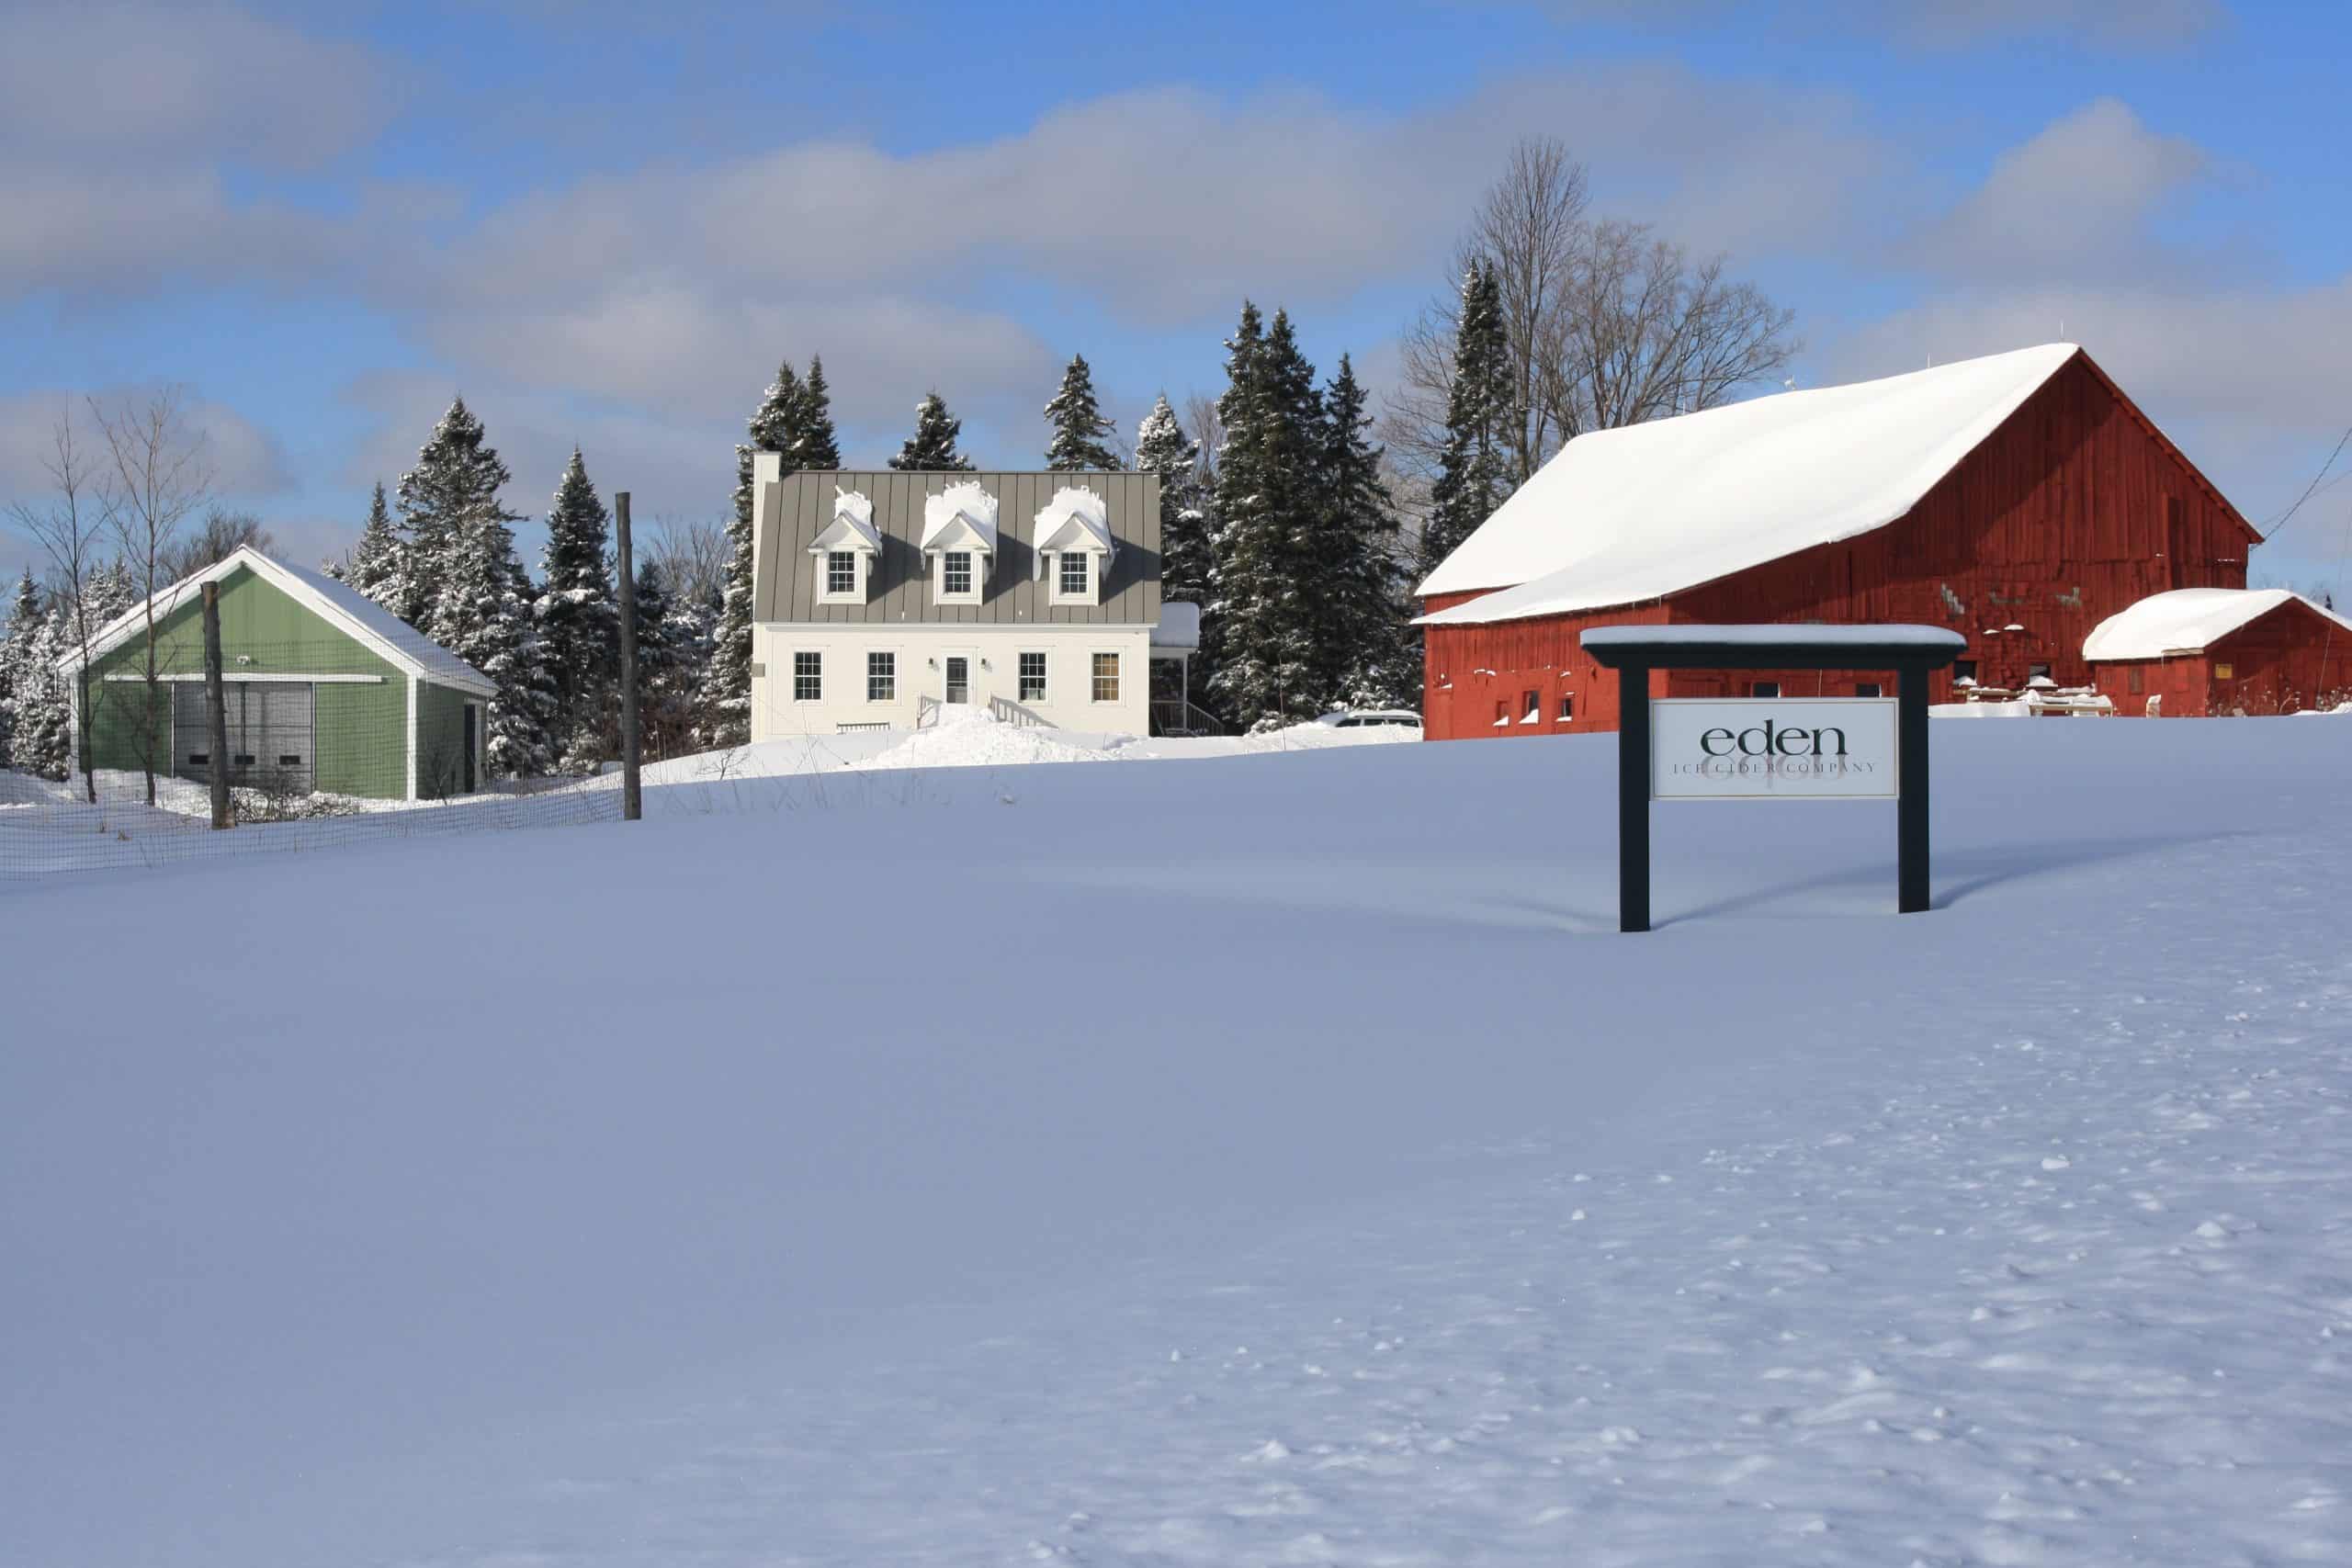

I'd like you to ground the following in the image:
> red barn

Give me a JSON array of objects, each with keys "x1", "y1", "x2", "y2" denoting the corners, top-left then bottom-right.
[
  {"x1": 1415, "y1": 343, "x2": 2283, "y2": 736},
  {"x1": 2084, "y1": 589, "x2": 2352, "y2": 716}
]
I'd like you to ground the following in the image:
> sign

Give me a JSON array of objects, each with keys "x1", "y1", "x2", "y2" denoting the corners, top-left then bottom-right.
[{"x1": 1651, "y1": 698, "x2": 1896, "y2": 800}]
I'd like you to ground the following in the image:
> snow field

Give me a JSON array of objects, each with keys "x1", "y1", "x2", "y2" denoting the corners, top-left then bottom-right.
[{"x1": 5, "y1": 716, "x2": 2350, "y2": 1566}]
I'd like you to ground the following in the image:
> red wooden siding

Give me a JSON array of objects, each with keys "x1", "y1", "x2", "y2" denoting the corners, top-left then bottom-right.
[
  {"x1": 2090, "y1": 599, "x2": 2352, "y2": 716},
  {"x1": 1420, "y1": 353, "x2": 2262, "y2": 739}
]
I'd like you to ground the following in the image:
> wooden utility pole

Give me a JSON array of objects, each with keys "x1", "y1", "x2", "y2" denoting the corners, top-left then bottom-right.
[
  {"x1": 200, "y1": 581, "x2": 230, "y2": 829},
  {"x1": 615, "y1": 491, "x2": 642, "y2": 822}
]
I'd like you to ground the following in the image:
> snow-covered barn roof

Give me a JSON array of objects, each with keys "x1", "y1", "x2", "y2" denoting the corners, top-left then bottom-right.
[
  {"x1": 920, "y1": 480, "x2": 1000, "y2": 555},
  {"x1": 1031, "y1": 485, "x2": 1115, "y2": 578},
  {"x1": 2083, "y1": 589, "x2": 2352, "y2": 661},
  {"x1": 1417, "y1": 344, "x2": 2237, "y2": 628},
  {"x1": 57, "y1": 545, "x2": 497, "y2": 695},
  {"x1": 810, "y1": 487, "x2": 884, "y2": 555}
]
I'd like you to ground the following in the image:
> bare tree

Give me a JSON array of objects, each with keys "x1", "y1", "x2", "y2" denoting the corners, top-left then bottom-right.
[
  {"x1": 1182, "y1": 389, "x2": 1224, "y2": 487},
  {"x1": 5, "y1": 401, "x2": 114, "y2": 803},
  {"x1": 1383, "y1": 135, "x2": 1798, "y2": 503},
  {"x1": 160, "y1": 505, "x2": 274, "y2": 581},
  {"x1": 647, "y1": 515, "x2": 729, "y2": 611},
  {"x1": 94, "y1": 386, "x2": 213, "y2": 806}
]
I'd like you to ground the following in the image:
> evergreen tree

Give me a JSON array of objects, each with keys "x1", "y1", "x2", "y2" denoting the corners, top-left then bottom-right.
[
  {"x1": 347, "y1": 480, "x2": 406, "y2": 613},
  {"x1": 1135, "y1": 395, "x2": 1210, "y2": 707},
  {"x1": 1315, "y1": 355, "x2": 1417, "y2": 708},
  {"x1": 3, "y1": 575, "x2": 72, "y2": 781},
  {"x1": 888, "y1": 390, "x2": 975, "y2": 471},
  {"x1": 1418, "y1": 261, "x2": 1514, "y2": 580},
  {"x1": 796, "y1": 356, "x2": 843, "y2": 471},
  {"x1": 1207, "y1": 304, "x2": 1327, "y2": 731},
  {"x1": 704, "y1": 359, "x2": 815, "y2": 748},
  {"x1": 397, "y1": 397, "x2": 520, "y2": 632},
  {"x1": 631, "y1": 558, "x2": 695, "y2": 761},
  {"x1": 536, "y1": 447, "x2": 619, "y2": 766},
  {"x1": 1043, "y1": 353, "x2": 1119, "y2": 470}
]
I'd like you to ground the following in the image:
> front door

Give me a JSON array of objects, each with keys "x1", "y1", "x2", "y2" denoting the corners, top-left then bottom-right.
[{"x1": 942, "y1": 654, "x2": 972, "y2": 705}]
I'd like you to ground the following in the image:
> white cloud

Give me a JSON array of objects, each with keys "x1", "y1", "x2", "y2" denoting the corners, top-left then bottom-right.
[
  {"x1": 1527, "y1": 0, "x2": 2222, "y2": 48},
  {"x1": 0, "y1": 2, "x2": 394, "y2": 172},
  {"x1": 0, "y1": 388, "x2": 292, "y2": 504},
  {"x1": 1903, "y1": 99, "x2": 2211, "y2": 283}
]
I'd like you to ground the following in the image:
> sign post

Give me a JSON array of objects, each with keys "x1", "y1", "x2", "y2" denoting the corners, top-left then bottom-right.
[{"x1": 1583, "y1": 626, "x2": 1965, "y2": 932}]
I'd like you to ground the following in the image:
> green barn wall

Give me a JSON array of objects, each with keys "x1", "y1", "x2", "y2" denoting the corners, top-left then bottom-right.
[
  {"x1": 82, "y1": 565, "x2": 412, "y2": 798},
  {"x1": 414, "y1": 681, "x2": 476, "y2": 797}
]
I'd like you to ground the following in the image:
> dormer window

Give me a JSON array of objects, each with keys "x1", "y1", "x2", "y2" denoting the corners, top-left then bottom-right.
[
  {"x1": 921, "y1": 480, "x2": 998, "y2": 606},
  {"x1": 1034, "y1": 484, "x2": 1114, "y2": 607},
  {"x1": 811, "y1": 487, "x2": 881, "y2": 604}
]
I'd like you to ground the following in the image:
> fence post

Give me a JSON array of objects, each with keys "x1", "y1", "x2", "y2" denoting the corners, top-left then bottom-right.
[
  {"x1": 1616, "y1": 661, "x2": 1652, "y2": 933},
  {"x1": 201, "y1": 581, "x2": 230, "y2": 830},
  {"x1": 615, "y1": 491, "x2": 642, "y2": 822}
]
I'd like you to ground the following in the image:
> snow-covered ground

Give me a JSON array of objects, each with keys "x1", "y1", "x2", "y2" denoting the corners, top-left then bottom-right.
[{"x1": 5, "y1": 718, "x2": 2350, "y2": 1567}]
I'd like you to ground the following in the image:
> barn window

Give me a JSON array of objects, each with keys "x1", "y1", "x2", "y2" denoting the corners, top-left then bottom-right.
[
  {"x1": 1750, "y1": 681, "x2": 1781, "y2": 698},
  {"x1": 1953, "y1": 659, "x2": 1977, "y2": 684},
  {"x1": 2214, "y1": 661, "x2": 2234, "y2": 681},
  {"x1": 1855, "y1": 682, "x2": 1883, "y2": 698},
  {"x1": 1521, "y1": 690, "x2": 1540, "y2": 724},
  {"x1": 2029, "y1": 662, "x2": 2051, "y2": 682},
  {"x1": 1494, "y1": 700, "x2": 1509, "y2": 727},
  {"x1": 1556, "y1": 693, "x2": 1575, "y2": 721},
  {"x1": 2127, "y1": 666, "x2": 2143, "y2": 694}
]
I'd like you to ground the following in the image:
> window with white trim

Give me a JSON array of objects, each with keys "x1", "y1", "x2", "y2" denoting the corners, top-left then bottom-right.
[
  {"x1": 1058, "y1": 552, "x2": 1089, "y2": 596},
  {"x1": 943, "y1": 551, "x2": 973, "y2": 596},
  {"x1": 793, "y1": 650, "x2": 821, "y2": 702},
  {"x1": 1091, "y1": 652, "x2": 1120, "y2": 703},
  {"x1": 1019, "y1": 651, "x2": 1046, "y2": 702},
  {"x1": 867, "y1": 650, "x2": 895, "y2": 702},
  {"x1": 826, "y1": 551, "x2": 856, "y2": 595}
]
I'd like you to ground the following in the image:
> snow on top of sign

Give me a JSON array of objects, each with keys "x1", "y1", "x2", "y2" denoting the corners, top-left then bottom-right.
[
  {"x1": 1031, "y1": 485, "x2": 1115, "y2": 578},
  {"x1": 920, "y1": 479, "x2": 999, "y2": 554},
  {"x1": 1418, "y1": 344, "x2": 2082, "y2": 626},
  {"x1": 2083, "y1": 588, "x2": 2352, "y2": 661},
  {"x1": 1582, "y1": 624, "x2": 1967, "y2": 650}
]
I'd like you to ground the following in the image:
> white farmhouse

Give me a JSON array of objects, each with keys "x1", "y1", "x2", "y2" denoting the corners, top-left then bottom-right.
[{"x1": 746, "y1": 457, "x2": 1202, "y2": 737}]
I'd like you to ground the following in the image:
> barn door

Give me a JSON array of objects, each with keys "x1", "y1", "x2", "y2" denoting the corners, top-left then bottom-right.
[{"x1": 253, "y1": 683, "x2": 314, "y2": 795}]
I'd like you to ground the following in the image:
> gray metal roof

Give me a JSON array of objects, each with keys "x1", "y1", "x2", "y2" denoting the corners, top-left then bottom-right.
[{"x1": 755, "y1": 470, "x2": 1161, "y2": 626}]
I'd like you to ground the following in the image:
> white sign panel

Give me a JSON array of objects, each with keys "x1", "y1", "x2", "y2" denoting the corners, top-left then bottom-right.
[{"x1": 1651, "y1": 699, "x2": 1897, "y2": 800}]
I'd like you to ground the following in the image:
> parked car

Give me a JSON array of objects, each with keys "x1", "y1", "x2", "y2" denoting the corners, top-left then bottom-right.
[{"x1": 1316, "y1": 708, "x2": 1423, "y2": 730}]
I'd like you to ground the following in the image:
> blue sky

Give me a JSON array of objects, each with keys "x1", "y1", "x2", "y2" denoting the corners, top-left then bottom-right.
[{"x1": 5, "y1": 0, "x2": 2348, "y2": 591}]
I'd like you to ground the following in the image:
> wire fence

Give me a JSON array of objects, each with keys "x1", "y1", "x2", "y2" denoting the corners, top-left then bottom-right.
[{"x1": 2, "y1": 638, "x2": 629, "y2": 883}]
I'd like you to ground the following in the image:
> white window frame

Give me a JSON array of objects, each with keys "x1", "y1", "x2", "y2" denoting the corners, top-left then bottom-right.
[
  {"x1": 1091, "y1": 650, "x2": 1121, "y2": 704},
  {"x1": 933, "y1": 549, "x2": 982, "y2": 605},
  {"x1": 866, "y1": 649, "x2": 896, "y2": 703},
  {"x1": 793, "y1": 650, "x2": 822, "y2": 703},
  {"x1": 1050, "y1": 549, "x2": 1098, "y2": 605},
  {"x1": 1018, "y1": 650, "x2": 1047, "y2": 703},
  {"x1": 817, "y1": 549, "x2": 868, "y2": 605}
]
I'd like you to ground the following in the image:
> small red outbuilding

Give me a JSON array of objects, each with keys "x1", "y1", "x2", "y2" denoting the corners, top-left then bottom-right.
[{"x1": 2084, "y1": 589, "x2": 2352, "y2": 716}]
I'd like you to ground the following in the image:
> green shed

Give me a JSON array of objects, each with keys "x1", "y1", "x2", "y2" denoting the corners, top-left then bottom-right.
[{"x1": 59, "y1": 546, "x2": 498, "y2": 801}]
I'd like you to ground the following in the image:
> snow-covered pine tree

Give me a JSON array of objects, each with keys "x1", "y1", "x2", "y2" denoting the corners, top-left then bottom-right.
[
  {"x1": 1208, "y1": 305, "x2": 1327, "y2": 731},
  {"x1": 888, "y1": 391, "x2": 975, "y2": 471},
  {"x1": 1315, "y1": 355, "x2": 1417, "y2": 709},
  {"x1": 0, "y1": 570, "x2": 38, "y2": 768},
  {"x1": 701, "y1": 361, "x2": 806, "y2": 749},
  {"x1": 397, "y1": 397, "x2": 517, "y2": 632},
  {"x1": 630, "y1": 558, "x2": 694, "y2": 761},
  {"x1": 4, "y1": 576, "x2": 73, "y2": 781},
  {"x1": 1043, "y1": 354, "x2": 1119, "y2": 470},
  {"x1": 1136, "y1": 394, "x2": 1207, "y2": 603},
  {"x1": 346, "y1": 481, "x2": 407, "y2": 613},
  {"x1": 432, "y1": 506, "x2": 557, "y2": 778},
  {"x1": 1418, "y1": 261, "x2": 1513, "y2": 580},
  {"x1": 536, "y1": 448, "x2": 619, "y2": 768}
]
